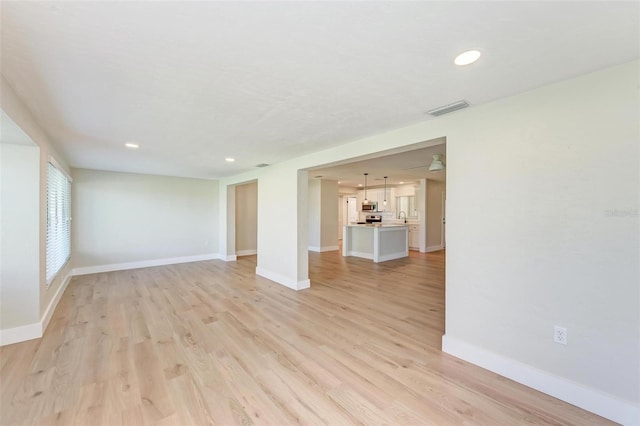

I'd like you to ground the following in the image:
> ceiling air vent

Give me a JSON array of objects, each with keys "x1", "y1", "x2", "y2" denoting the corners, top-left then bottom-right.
[
  {"x1": 427, "y1": 100, "x2": 469, "y2": 117},
  {"x1": 255, "y1": 163, "x2": 270, "y2": 168}
]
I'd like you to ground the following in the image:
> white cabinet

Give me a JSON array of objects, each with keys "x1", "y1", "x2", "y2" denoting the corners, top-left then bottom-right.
[{"x1": 408, "y1": 224, "x2": 420, "y2": 250}]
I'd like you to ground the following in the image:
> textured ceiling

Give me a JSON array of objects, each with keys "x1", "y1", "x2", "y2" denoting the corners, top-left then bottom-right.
[
  {"x1": 310, "y1": 143, "x2": 447, "y2": 189},
  {"x1": 1, "y1": 2, "x2": 638, "y2": 179}
]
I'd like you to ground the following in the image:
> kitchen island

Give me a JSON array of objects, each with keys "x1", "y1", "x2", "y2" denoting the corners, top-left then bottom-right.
[{"x1": 342, "y1": 224, "x2": 409, "y2": 263}]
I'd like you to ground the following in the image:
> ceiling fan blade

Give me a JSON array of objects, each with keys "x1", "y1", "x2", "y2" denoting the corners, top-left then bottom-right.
[{"x1": 403, "y1": 164, "x2": 430, "y2": 170}]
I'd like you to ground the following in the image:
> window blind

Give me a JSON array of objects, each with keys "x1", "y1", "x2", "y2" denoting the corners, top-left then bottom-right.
[{"x1": 46, "y1": 162, "x2": 71, "y2": 285}]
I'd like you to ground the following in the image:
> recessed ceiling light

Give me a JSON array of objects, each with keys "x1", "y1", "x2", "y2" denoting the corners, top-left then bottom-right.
[
  {"x1": 225, "y1": 158, "x2": 235, "y2": 162},
  {"x1": 125, "y1": 143, "x2": 139, "y2": 149},
  {"x1": 454, "y1": 50, "x2": 481, "y2": 66},
  {"x1": 358, "y1": 184, "x2": 363, "y2": 187},
  {"x1": 399, "y1": 181, "x2": 405, "y2": 184}
]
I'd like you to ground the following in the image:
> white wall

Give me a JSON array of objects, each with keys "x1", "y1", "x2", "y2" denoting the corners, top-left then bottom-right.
[
  {"x1": 442, "y1": 62, "x2": 639, "y2": 423},
  {"x1": 394, "y1": 183, "x2": 417, "y2": 197},
  {"x1": 72, "y1": 169, "x2": 219, "y2": 270},
  {"x1": 0, "y1": 143, "x2": 40, "y2": 332},
  {"x1": 1, "y1": 76, "x2": 73, "y2": 342},
  {"x1": 235, "y1": 181, "x2": 257, "y2": 255},
  {"x1": 218, "y1": 61, "x2": 639, "y2": 423}
]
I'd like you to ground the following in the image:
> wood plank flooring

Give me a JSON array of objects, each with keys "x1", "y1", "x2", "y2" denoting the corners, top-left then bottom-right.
[{"x1": 1, "y1": 250, "x2": 613, "y2": 425}]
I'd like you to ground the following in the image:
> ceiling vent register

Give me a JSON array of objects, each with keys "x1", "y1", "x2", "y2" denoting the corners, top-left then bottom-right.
[{"x1": 427, "y1": 100, "x2": 469, "y2": 117}]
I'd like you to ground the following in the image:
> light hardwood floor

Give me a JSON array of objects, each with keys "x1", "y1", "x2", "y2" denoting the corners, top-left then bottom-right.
[{"x1": 1, "y1": 250, "x2": 613, "y2": 425}]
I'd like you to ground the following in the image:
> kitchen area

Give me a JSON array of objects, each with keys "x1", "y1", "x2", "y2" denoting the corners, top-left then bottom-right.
[
  {"x1": 308, "y1": 142, "x2": 447, "y2": 263},
  {"x1": 342, "y1": 177, "x2": 430, "y2": 262}
]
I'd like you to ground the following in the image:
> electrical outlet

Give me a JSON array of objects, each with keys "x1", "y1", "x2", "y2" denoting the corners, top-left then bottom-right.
[{"x1": 554, "y1": 326, "x2": 567, "y2": 345}]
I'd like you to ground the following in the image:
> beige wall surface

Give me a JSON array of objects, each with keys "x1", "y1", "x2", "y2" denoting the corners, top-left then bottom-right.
[
  {"x1": 320, "y1": 180, "x2": 338, "y2": 248},
  {"x1": 426, "y1": 179, "x2": 445, "y2": 248},
  {"x1": 235, "y1": 181, "x2": 257, "y2": 253},
  {"x1": 308, "y1": 179, "x2": 338, "y2": 250},
  {"x1": 308, "y1": 179, "x2": 321, "y2": 248},
  {"x1": 72, "y1": 169, "x2": 219, "y2": 268}
]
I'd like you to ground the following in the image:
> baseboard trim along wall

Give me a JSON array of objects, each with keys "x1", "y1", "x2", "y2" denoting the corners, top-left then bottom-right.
[
  {"x1": 2, "y1": 254, "x2": 221, "y2": 346},
  {"x1": 308, "y1": 245, "x2": 339, "y2": 252},
  {"x1": 72, "y1": 253, "x2": 220, "y2": 275},
  {"x1": 256, "y1": 267, "x2": 310, "y2": 291},
  {"x1": 5, "y1": 253, "x2": 319, "y2": 346},
  {"x1": 424, "y1": 245, "x2": 445, "y2": 253},
  {"x1": 0, "y1": 322, "x2": 42, "y2": 346},
  {"x1": 41, "y1": 271, "x2": 73, "y2": 333},
  {"x1": 343, "y1": 250, "x2": 374, "y2": 260},
  {"x1": 0, "y1": 271, "x2": 74, "y2": 347},
  {"x1": 236, "y1": 249, "x2": 257, "y2": 256},
  {"x1": 442, "y1": 334, "x2": 639, "y2": 425}
]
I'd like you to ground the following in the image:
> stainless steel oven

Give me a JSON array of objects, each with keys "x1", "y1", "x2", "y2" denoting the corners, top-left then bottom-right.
[{"x1": 366, "y1": 214, "x2": 382, "y2": 224}]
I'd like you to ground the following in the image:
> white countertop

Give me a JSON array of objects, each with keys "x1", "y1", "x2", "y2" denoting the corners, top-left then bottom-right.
[{"x1": 346, "y1": 223, "x2": 408, "y2": 228}]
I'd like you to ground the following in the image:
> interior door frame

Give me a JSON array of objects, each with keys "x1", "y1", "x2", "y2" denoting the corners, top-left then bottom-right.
[{"x1": 441, "y1": 190, "x2": 446, "y2": 248}]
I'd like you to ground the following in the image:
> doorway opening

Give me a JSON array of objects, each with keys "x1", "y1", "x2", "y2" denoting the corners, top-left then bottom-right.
[
  {"x1": 299, "y1": 137, "x2": 447, "y2": 337},
  {"x1": 235, "y1": 181, "x2": 258, "y2": 257},
  {"x1": 224, "y1": 179, "x2": 258, "y2": 262}
]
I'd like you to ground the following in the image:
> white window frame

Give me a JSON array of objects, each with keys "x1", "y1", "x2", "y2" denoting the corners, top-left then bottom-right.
[{"x1": 46, "y1": 157, "x2": 72, "y2": 286}]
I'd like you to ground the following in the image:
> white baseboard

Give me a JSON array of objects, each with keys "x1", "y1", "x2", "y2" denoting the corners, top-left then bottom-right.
[
  {"x1": 1, "y1": 253, "x2": 230, "y2": 347},
  {"x1": 442, "y1": 335, "x2": 639, "y2": 425},
  {"x1": 256, "y1": 267, "x2": 310, "y2": 291},
  {"x1": 377, "y1": 252, "x2": 409, "y2": 262},
  {"x1": 72, "y1": 253, "x2": 220, "y2": 275},
  {"x1": 423, "y1": 245, "x2": 445, "y2": 253},
  {"x1": 223, "y1": 255, "x2": 237, "y2": 262},
  {"x1": 297, "y1": 279, "x2": 311, "y2": 290},
  {"x1": 41, "y1": 271, "x2": 72, "y2": 333},
  {"x1": 343, "y1": 250, "x2": 374, "y2": 260},
  {"x1": 236, "y1": 249, "x2": 257, "y2": 256},
  {"x1": 308, "y1": 245, "x2": 339, "y2": 252},
  {"x1": 0, "y1": 322, "x2": 42, "y2": 346},
  {"x1": 0, "y1": 271, "x2": 74, "y2": 347}
]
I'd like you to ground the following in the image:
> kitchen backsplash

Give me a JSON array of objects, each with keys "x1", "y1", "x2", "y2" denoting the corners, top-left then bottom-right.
[{"x1": 358, "y1": 211, "x2": 411, "y2": 222}]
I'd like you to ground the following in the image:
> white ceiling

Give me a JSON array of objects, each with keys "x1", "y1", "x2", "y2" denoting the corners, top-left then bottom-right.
[
  {"x1": 310, "y1": 143, "x2": 446, "y2": 189},
  {"x1": 1, "y1": 2, "x2": 638, "y2": 179}
]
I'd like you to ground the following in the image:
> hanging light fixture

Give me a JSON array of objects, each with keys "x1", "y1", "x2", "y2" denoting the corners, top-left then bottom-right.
[
  {"x1": 429, "y1": 154, "x2": 445, "y2": 172},
  {"x1": 383, "y1": 176, "x2": 388, "y2": 205},
  {"x1": 363, "y1": 173, "x2": 369, "y2": 204}
]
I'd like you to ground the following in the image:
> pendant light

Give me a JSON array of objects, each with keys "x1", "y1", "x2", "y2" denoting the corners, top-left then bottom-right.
[
  {"x1": 363, "y1": 173, "x2": 369, "y2": 204},
  {"x1": 429, "y1": 154, "x2": 445, "y2": 172},
  {"x1": 383, "y1": 176, "x2": 388, "y2": 205}
]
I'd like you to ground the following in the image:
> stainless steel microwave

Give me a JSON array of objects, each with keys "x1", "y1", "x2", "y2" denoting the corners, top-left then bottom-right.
[{"x1": 362, "y1": 202, "x2": 377, "y2": 212}]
